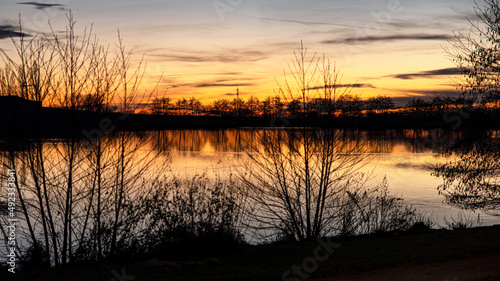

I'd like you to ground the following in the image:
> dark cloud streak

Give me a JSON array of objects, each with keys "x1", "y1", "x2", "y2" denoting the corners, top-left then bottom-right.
[
  {"x1": 17, "y1": 1, "x2": 65, "y2": 10},
  {"x1": 392, "y1": 67, "x2": 460, "y2": 80},
  {"x1": 390, "y1": 90, "x2": 462, "y2": 107},
  {"x1": 224, "y1": 92, "x2": 250, "y2": 96},
  {"x1": 322, "y1": 34, "x2": 454, "y2": 45},
  {"x1": 0, "y1": 25, "x2": 31, "y2": 39}
]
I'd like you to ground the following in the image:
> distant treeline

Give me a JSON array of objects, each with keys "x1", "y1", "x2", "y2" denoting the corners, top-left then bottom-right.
[
  {"x1": 148, "y1": 94, "x2": 397, "y2": 117},
  {"x1": 147, "y1": 93, "x2": 491, "y2": 118},
  {"x1": 3, "y1": 93, "x2": 500, "y2": 132}
]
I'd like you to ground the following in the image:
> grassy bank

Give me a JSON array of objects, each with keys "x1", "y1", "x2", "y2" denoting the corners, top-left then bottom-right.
[{"x1": 3, "y1": 225, "x2": 500, "y2": 281}]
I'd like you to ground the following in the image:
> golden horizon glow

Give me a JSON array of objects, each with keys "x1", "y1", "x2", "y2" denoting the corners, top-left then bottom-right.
[{"x1": 0, "y1": 0, "x2": 475, "y2": 106}]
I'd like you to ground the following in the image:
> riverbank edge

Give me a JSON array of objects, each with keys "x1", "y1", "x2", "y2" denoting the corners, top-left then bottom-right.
[{"x1": 3, "y1": 224, "x2": 500, "y2": 281}]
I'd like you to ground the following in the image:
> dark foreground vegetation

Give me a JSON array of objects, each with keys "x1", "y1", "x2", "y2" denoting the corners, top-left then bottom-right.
[{"x1": 2, "y1": 225, "x2": 499, "y2": 281}]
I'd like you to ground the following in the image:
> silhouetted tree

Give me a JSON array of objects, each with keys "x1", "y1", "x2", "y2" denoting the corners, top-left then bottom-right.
[
  {"x1": 241, "y1": 42, "x2": 371, "y2": 241},
  {"x1": 152, "y1": 96, "x2": 172, "y2": 115},
  {"x1": 0, "y1": 65, "x2": 17, "y2": 97},
  {"x1": 448, "y1": 0, "x2": 500, "y2": 101},
  {"x1": 0, "y1": 13, "x2": 163, "y2": 266},
  {"x1": 275, "y1": 41, "x2": 318, "y2": 117},
  {"x1": 83, "y1": 43, "x2": 119, "y2": 112},
  {"x1": 0, "y1": 19, "x2": 56, "y2": 104},
  {"x1": 246, "y1": 96, "x2": 260, "y2": 116},
  {"x1": 428, "y1": 95, "x2": 454, "y2": 111},
  {"x1": 270, "y1": 96, "x2": 285, "y2": 116},
  {"x1": 338, "y1": 94, "x2": 364, "y2": 116},
  {"x1": 231, "y1": 97, "x2": 244, "y2": 116},
  {"x1": 259, "y1": 96, "x2": 273, "y2": 117},
  {"x1": 188, "y1": 96, "x2": 203, "y2": 115},
  {"x1": 405, "y1": 97, "x2": 431, "y2": 112},
  {"x1": 175, "y1": 97, "x2": 188, "y2": 115},
  {"x1": 287, "y1": 98, "x2": 301, "y2": 116},
  {"x1": 365, "y1": 95, "x2": 395, "y2": 113},
  {"x1": 317, "y1": 54, "x2": 353, "y2": 115},
  {"x1": 210, "y1": 98, "x2": 231, "y2": 116}
]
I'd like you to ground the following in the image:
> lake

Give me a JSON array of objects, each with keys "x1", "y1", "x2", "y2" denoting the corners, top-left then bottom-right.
[
  {"x1": 158, "y1": 128, "x2": 500, "y2": 227},
  {"x1": 1, "y1": 128, "x2": 499, "y2": 238}
]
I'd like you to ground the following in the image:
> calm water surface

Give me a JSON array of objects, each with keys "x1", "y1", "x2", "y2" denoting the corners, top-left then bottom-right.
[
  {"x1": 159, "y1": 129, "x2": 500, "y2": 227},
  {"x1": 2, "y1": 128, "x2": 498, "y2": 228}
]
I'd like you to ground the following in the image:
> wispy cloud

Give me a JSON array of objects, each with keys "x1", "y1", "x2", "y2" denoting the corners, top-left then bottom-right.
[
  {"x1": 308, "y1": 83, "x2": 375, "y2": 90},
  {"x1": 390, "y1": 91, "x2": 460, "y2": 107},
  {"x1": 405, "y1": 89, "x2": 462, "y2": 97},
  {"x1": 235, "y1": 14, "x2": 384, "y2": 31},
  {"x1": 152, "y1": 49, "x2": 267, "y2": 63},
  {"x1": 17, "y1": 1, "x2": 65, "y2": 10},
  {"x1": 391, "y1": 67, "x2": 460, "y2": 80},
  {"x1": 390, "y1": 89, "x2": 462, "y2": 104},
  {"x1": 160, "y1": 73, "x2": 260, "y2": 93},
  {"x1": 322, "y1": 34, "x2": 454, "y2": 45},
  {"x1": 195, "y1": 82, "x2": 256, "y2": 88},
  {"x1": 449, "y1": 5, "x2": 479, "y2": 21},
  {"x1": 0, "y1": 25, "x2": 30, "y2": 39},
  {"x1": 224, "y1": 91, "x2": 250, "y2": 96}
]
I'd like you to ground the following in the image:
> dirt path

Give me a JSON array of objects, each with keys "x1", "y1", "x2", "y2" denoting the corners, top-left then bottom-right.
[{"x1": 312, "y1": 255, "x2": 500, "y2": 281}]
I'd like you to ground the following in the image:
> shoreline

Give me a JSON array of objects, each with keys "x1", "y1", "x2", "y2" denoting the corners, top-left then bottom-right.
[{"x1": 4, "y1": 225, "x2": 500, "y2": 281}]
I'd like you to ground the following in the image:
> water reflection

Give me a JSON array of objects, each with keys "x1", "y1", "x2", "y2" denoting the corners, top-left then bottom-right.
[
  {"x1": 151, "y1": 129, "x2": 254, "y2": 156},
  {"x1": 237, "y1": 128, "x2": 374, "y2": 240},
  {"x1": 434, "y1": 130, "x2": 500, "y2": 216},
  {"x1": 2, "y1": 128, "x2": 500, "y2": 225},
  {"x1": 148, "y1": 129, "x2": 462, "y2": 155},
  {"x1": 145, "y1": 128, "x2": 500, "y2": 226}
]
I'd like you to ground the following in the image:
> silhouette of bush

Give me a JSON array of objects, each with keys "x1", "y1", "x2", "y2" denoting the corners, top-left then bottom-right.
[
  {"x1": 336, "y1": 176, "x2": 432, "y2": 237},
  {"x1": 121, "y1": 174, "x2": 245, "y2": 260},
  {"x1": 20, "y1": 241, "x2": 50, "y2": 270}
]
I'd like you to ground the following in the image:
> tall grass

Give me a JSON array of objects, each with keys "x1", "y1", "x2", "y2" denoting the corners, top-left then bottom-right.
[{"x1": 110, "y1": 173, "x2": 246, "y2": 260}]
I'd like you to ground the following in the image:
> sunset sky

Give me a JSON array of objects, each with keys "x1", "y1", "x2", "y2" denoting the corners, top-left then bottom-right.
[{"x1": 0, "y1": 0, "x2": 479, "y2": 105}]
